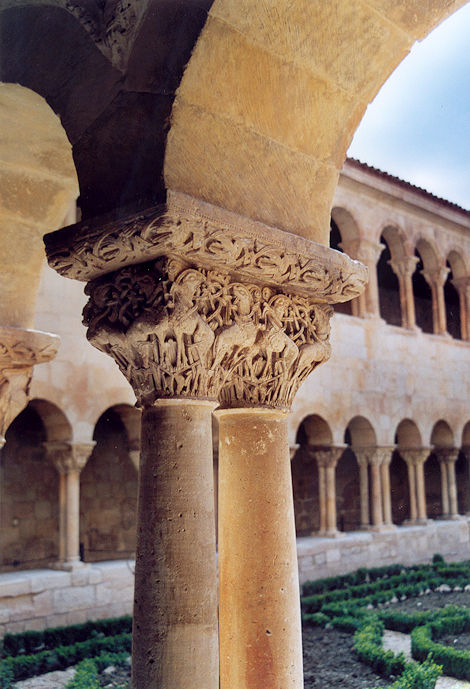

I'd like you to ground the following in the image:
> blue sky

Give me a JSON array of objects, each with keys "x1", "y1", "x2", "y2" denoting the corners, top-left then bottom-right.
[{"x1": 347, "y1": 4, "x2": 470, "y2": 210}]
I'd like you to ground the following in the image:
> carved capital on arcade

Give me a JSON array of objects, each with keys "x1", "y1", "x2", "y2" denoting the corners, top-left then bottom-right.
[
  {"x1": 389, "y1": 255, "x2": 419, "y2": 281},
  {"x1": 44, "y1": 441, "x2": 96, "y2": 474},
  {"x1": 374, "y1": 446, "x2": 395, "y2": 467},
  {"x1": 399, "y1": 447, "x2": 431, "y2": 467},
  {"x1": 308, "y1": 445, "x2": 345, "y2": 469},
  {"x1": 45, "y1": 191, "x2": 368, "y2": 410},
  {"x1": 422, "y1": 267, "x2": 450, "y2": 289},
  {"x1": 0, "y1": 327, "x2": 60, "y2": 444},
  {"x1": 434, "y1": 446, "x2": 459, "y2": 465}
]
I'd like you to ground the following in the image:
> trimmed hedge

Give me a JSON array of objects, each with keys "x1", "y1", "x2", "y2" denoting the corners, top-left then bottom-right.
[
  {"x1": 0, "y1": 632, "x2": 131, "y2": 683},
  {"x1": 353, "y1": 617, "x2": 407, "y2": 677},
  {"x1": 2, "y1": 615, "x2": 132, "y2": 657},
  {"x1": 411, "y1": 615, "x2": 470, "y2": 680}
]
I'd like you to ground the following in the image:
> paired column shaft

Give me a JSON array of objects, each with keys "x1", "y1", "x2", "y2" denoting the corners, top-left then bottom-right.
[
  {"x1": 45, "y1": 441, "x2": 95, "y2": 569},
  {"x1": 132, "y1": 400, "x2": 218, "y2": 689},
  {"x1": 309, "y1": 445, "x2": 344, "y2": 536},
  {"x1": 399, "y1": 448, "x2": 430, "y2": 523},
  {"x1": 435, "y1": 448, "x2": 459, "y2": 518},
  {"x1": 218, "y1": 409, "x2": 302, "y2": 689}
]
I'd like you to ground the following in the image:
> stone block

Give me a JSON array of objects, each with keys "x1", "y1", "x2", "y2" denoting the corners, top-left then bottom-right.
[
  {"x1": 53, "y1": 585, "x2": 95, "y2": 612},
  {"x1": 0, "y1": 576, "x2": 30, "y2": 597},
  {"x1": 88, "y1": 567, "x2": 103, "y2": 585},
  {"x1": 95, "y1": 583, "x2": 113, "y2": 607},
  {"x1": 71, "y1": 567, "x2": 91, "y2": 586},
  {"x1": 33, "y1": 590, "x2": 53, "y2": 617},
  {"x1": 46, "y1": 613, "x2": 68, "y2": 629},
  {"x1": 325, "y1": 548, "x2": 340, "y2": 563},
  {"x1": 30, "y1": 570, "x2": 71, "y2": 593}
]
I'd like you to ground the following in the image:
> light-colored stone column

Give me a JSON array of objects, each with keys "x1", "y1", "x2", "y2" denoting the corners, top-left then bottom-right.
[
  {"x1": 435, "y1": 447, "x2": 460, "y2": 519},
  {"x1": 309, "y1": 445, "x2": 344, "y2": 536},
  {"x1": 45, "y1": 441, "x2": 95, "y2": 569},
  {"x1": 423, "y1": 267, "x2": 449, "y2": 336},
  {"x1": 390, "y1": 256, "x2": 419, "y2": 329},
  {"x1": 452, "y1": 277, "x2": 470, "y2": 341},
  {"x1": 354, "y1": 447, "x2": 384, "y2": 529},
  {"x1": 370, "y1": 458, "x2": 383, "y2": 527},
  {"x1": 0, "y1": 326, "x2": 59, "y2": 445},
  {"x1": 354, "y1": 450, "x2": 370, "y2": 528},
  {"x1": 399, "y1": 448, "x2": 431, "y2": 524},
  {"x1": 341, "y1": 239, "x2": 384, "y2": 318},
  {"x1": 45, "y1": 190, "x2": 367, "y2": 689},
  {"x1": 376, "y1": 446, "x2": 395, "y2": 528},
  {"x1": 218, "y1": 408, "x2": 303, "y2": 689}
]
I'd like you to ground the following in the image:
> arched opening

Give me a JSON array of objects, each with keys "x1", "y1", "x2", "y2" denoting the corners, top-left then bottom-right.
[
  {"x1": 0, "y1": 401, "x2": 73, "y2": 570},
  {"x1": 377, "y1": 232, "x2": 401, "y2": 326},
  {"x1": 424, "y1": 452, "x2": 442, "y2": 518},
  {"x1": 413, "y1": 247, "x2": 434, "y2": 334},
  {"x1": 292, "y1": 415, "x2": 333, "y2": 536},
  {"x1": 446, "y1": 251, "x2": 466, "y2": 339},
  {"x1": 389, "y1": 449, "x2": 410, "y2": 524},
  {"x1": 80, "y1": 406, "x2": 139, "y2": 562},
  {"x1": 347, "y1": 416, "x2": 377, "y2": 448},
  {"x1": 329, "y1": 215, "x2": 352, "y2": 315},
  {"x1": 336, "y1": 448, "x2": 360, "y2": 531},
  {"x1": 431, "y1": 419, "x2": 454, "y2": 448},
  {"x1": 396, "y1": 419, "x2": 422, "y2": 448}
]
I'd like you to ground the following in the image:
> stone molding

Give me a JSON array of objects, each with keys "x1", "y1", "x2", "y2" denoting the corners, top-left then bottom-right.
[
  {"x1": 44, "y1": 190, "x2": 367, "y2": 303},
  {"x1": 44, "y1": 441, "x2": 96, "y2": 474},
  {"x1": 83, "y1": 257, "x2": 333, "y2": 409},
  {"x1": 389, "y1": 255, "x2": 419, "y2": 280},
  {"x1": 0, "y1": 327, "x2": 60, "y2": 441}
]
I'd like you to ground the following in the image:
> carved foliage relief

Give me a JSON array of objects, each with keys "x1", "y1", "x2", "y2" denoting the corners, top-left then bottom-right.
[{"x1": 83, "y1": 258, "x2": 332, "y2": 409}]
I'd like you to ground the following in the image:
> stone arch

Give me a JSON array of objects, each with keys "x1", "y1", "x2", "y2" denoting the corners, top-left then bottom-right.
[
  {"x1": 445, "y1": 250, "x2": 466, "y2": 339},
  {"x1": 296, "y1": 413, "x2": 333, "y2": 446},
  {"x1": 79, "y1": 405, "x2": 139, "y2": 562},
  {"x1": 336, "y1": 448, "x2": 360, "y2": 532},
  {"x1": 346, "y1": 415, "x2": 377, "y2": 448},
  {"x1": 0, "y1": 83, "x2": 78, "y2": 329},
  {"x1": 331, "y1": 207, "x2": 361, "y2": 246},
  {"x1": 28, "y1": 398, "x2": 73, "y2": 442},
  {"x1": 164, "y1": 1, "x2": 468, "y2": 244},
  {"x1": 0, "y1": 399, "x2": 72, "y2": 570},
  {"x1": 396, "y1": 419, "x2": 422, "y2": 448},
  {"x1": 431, "y1": 419, "x2": 454, "y2": 448}
]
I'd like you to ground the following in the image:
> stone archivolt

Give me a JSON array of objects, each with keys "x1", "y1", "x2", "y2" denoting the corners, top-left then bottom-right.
[
  {"x1": 0, "y1": 326, "x2": 60, "y2": 441},
  {"x1": 83, "y1": 256, "x2": 333, "y2": 409}
]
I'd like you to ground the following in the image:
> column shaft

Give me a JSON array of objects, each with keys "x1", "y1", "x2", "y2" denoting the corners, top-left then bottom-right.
[
  {"x1": 318, "y1": 465, "x2": 327, "y2": 533},
  {"x1": 447, "y1": 461, "x2": 458, "y2": 517},
  {"x1": 358, "y1": 462, "x2": 369, "y2": 527},
  {"x1": 406, "y1": 461, "x2": 418, "y2": 522},
  {"x1": 416, "y1": 461, "x2": 428, "y2": 521},
  {"x1": 370, "y1": 463, "x2": 383, "y2": 527},
  {"x1": 65, "y1": 470, "x2": 81, "y2": 565},
  {"x1": 218, "y1": 409, "x2": 303, "y2": 689},
  {"x1": 439, "y1": 460, "x2": 450, "y2": 516},
  {"x1": 132, "y1": 400, "x2": 218, "y2": 689},
  {"x1": 58, "y1": 473, "x2": 67, "y2": 562},
  {"x1": 380, "y1": 461, "x2": 392, "y2": 526},
  {"x1": 325, "y1": 465, "x2": 337, "y2": 533}
]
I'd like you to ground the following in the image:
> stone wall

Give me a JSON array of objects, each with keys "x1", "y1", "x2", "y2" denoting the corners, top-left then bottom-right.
[
  {"x1": 0, "y1": 561, "x2": 134, "y2": 637},
  {"x1": 297, "y1": 519, "x2": 470, "y2": 584}
]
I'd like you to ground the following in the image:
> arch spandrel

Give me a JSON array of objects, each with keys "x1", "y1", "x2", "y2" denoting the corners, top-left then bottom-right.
[{"x1": 165, "y1": 0, "x2": 467, "y2": 245}]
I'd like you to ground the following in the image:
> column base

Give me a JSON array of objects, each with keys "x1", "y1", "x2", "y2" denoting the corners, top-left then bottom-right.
[
  {"x1": 50, "y1": 559, "x2": 88, "y2": 572},
  {"x1": 438, "y1": 514, "x2": 465, "y2": 521},
  {"x1": 403, "y1": 518, "x2": 433, "y2": 527},
  {"x1": 313, "y1": 529, "x2": 345, "y2": 539}
]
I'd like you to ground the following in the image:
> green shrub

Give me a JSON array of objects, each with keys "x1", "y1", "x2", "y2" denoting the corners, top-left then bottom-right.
[
  {"x1": 66, "y1": 659, "x2": 100, "y2": 689},
  {"x1": 432, "y1": 554, "x2": 445, "y2": 565}
]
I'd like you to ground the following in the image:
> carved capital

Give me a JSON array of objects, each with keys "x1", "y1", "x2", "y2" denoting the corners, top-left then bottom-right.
[
  {"x1": 353, "y1": 446, "x2": 382, "y2": 467},
  {"x1": 434, "y1": 447, "x2": 459, "y2": 465},
  {"x1": 452, "y1": 276, "x2": 470, "y2": 296},
  {"x1": 0, "y1": 327, "x2": 60, "y2": 440},
  {"x1": 399, "y1": 447, "x2": 431, "y2": 466},
  {"x1": 308, "y1": 445, "x2": 345, "y2": 468},
  {"x1": 83, "y1": 257, "x2": 333, "y2": 409},
  {"x1": 374, "y1": 446, "x2": 395, "y2": 466},
  {"x1": 422, "y1": 267, "x2": 449, "y2": 288},
  {"x1": 340, "y1": 239, "x2": 384, "y2": 266},
  {"x1": 45, "y1": 441, "x2": 96, "y2": 474},
  {"x1": 389, "y1": 255, "x2": 419, "y2": 280},
  {"x1": 46, "y1": 194, "x2": 367, "y2": 410}
]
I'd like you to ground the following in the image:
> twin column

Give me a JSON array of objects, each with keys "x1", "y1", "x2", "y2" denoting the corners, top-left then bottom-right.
[
  {"x1": 44, "y1": 191, "x2": 367, "y2": 689},
  {"x1": 353, "y1": 446, "x2": 395, "y2": 529}
]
